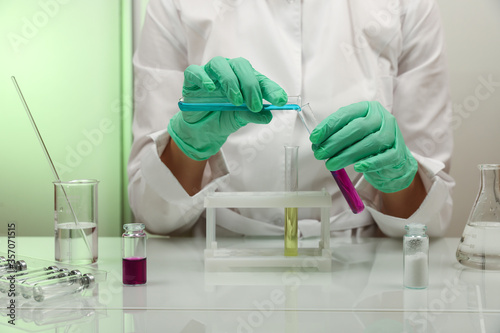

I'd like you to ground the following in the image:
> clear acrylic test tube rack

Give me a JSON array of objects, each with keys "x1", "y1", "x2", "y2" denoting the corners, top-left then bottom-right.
[{"x1": 204, "y1": 190, "x2": 332, "y2": 272}]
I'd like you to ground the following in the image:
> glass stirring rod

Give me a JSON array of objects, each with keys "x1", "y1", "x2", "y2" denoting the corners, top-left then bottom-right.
[
  {"x1": 297, "y1": 104, "x2": 365, "y2": 214},
  {"x1": 11, "y1": 76, "x2": 93, "y2": 256}
]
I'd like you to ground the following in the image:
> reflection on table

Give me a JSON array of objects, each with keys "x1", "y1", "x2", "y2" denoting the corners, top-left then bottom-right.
[{"x1": 1, "y1": 236, "x2": 499, "y2": 332}]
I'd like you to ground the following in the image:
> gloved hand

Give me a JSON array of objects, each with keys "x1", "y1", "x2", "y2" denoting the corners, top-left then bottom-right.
[
  {"x1": 310, "y1": 101, "x2": 418, "y2": 193},
  {"x1": 168, "y1": 56, "x2": 287, "y2": 161}
]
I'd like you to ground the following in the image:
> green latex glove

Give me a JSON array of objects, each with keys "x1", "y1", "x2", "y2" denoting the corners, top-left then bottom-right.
[
  {"x1": 168, "y1": 56, "x2": 287, "y2": 161},
  {"x1": 310, "y1": 101, "x2": 418, "y2": 193}
]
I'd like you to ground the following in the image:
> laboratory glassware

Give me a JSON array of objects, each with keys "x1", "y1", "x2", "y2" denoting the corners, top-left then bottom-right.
[
  {"x1": 456, "y1": 164, "x2": 500, "y2": 270},
  {"x1": 0, "y1": 259, "x2": 26, "y2": 276},
  {"x1": 11, "y1": 76, "x2": 95, "y2": 260},
  {"x1": 0, "y1": 262, "x2": 29, "y2": 293},
  {"x1": 21, "y1": 269, "x2": 72, "y2": 299},
  {"x1": 54, "y1": 180, "x2": 99, "y2": 264},
  {"x1": 177, "y1": 96, "x2": 301, "y2": 112},
  {"x1": 20, "y1": 268, "x2": 69, "y2": 286},
  {"x1": 178, "y1": 95, "x2": 364, "y2": 214},
  {"x1": 298, "y1": 103, "x2": 365, "y2": 214},
  {"x1": 31, "y1": 272, "x2": 95, "y2": 302},
  {"x1": 204, "y1": 191, "x2": 332, "y2": 271},
  {"x1": 403, "y1": 224, "x2": 429, "y2": 289},
  {"x1": 122, "y1": 223, "x2": 147, "y2": 285},
  {"x1": 284, "y1": 145, "x2": 299, "y2": 256},
  {"x1": 0, "y1": 266, "x2": 57, "y2": 286}
]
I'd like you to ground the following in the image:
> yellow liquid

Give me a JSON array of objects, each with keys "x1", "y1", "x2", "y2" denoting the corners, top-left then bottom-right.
[{"x1": 284, "y1": 207, "x2": 298, "y2": 256}]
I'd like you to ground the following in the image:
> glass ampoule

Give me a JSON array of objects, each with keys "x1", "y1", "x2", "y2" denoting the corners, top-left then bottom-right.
[{"x1": 122, "y1": 223, "x2": 147, "y2": 285}]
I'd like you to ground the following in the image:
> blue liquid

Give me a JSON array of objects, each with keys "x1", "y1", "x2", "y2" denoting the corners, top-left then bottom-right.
[{"x1": 178, "y1": 101, "x2": 301, "y2": 112}]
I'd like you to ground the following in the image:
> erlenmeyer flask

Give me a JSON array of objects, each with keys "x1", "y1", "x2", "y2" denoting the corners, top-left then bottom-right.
[{"x1": 456, "y1": 164, "x2": 500, "y2": 270}]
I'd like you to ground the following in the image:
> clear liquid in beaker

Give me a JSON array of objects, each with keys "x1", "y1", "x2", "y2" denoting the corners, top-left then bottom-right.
[
  {"x1": 55, "y1": 222, "x2": 97, "y2": 264},
  {"x1": 456, "y1": 222, "x2": 500, "y2": 270}
]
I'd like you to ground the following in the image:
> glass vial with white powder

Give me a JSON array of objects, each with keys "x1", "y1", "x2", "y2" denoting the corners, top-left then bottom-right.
[{"x1": 403, "y1": 224, "x2": 429, "y2": 289}]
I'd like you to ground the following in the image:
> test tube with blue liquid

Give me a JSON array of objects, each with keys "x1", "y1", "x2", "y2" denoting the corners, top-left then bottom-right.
[{"x1": 178, "y1": 96, "x2": 364, "y2": 214}]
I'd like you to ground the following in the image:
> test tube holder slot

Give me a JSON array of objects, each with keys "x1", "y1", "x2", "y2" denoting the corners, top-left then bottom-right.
[{"x1": 204, "y1": 190, "x2": 332, "y2": 272}]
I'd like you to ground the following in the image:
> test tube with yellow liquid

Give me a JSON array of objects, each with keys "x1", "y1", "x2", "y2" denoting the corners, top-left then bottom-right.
[{"x1": 284, "y1": 145, "x2": 299, "y2": 256}]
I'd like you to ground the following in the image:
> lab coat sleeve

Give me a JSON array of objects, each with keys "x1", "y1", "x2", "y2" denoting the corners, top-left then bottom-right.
[
  {"x1": 358, "y1": 153, "x2": 455, "y2": 238},
  {"x1": 127, "y1": 0, "x2": 230, "y2": 235},
  {"x1": 129, "y1": 129, "x2": 231, "y2": 235},
  {"x1": 357, "y1": 0, "x2": 455, "y2": 237}
]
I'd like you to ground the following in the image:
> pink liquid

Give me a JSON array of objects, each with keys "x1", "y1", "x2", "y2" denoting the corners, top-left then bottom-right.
[
  {"x1": 122, "y1": 257, "x2": 147, "y2": 285},
  {"x1": 330, "y1": 169, "x2": 364, "y2": 214}
]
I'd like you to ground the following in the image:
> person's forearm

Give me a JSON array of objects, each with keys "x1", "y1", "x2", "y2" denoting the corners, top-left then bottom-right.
[
  {"x1": 160, "y1": 139, "x2": 207, "y2": 196},
  {"x1": 380, "y1": 172, "x2": 426, "y2": 219}
]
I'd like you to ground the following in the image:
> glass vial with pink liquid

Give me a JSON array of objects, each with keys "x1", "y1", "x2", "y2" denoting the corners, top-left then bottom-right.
[{"x1": 122, "y1": 223, "x2": 147, "y2": 285}]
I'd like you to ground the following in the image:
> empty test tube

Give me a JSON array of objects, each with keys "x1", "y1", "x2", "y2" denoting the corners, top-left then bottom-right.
[
  {"x1": 20, "y1": 268, "x2": 69, "y2": 287},
  {"x1": 31, "y1": 272, "x2": 95, "y2": 302},
  {"x1": 1, "y1": 266, "x2": 59, "y2": 284},
  {"x1": 0, "y1": 265, "x2": 57, "y2": 284},
  {"x1": 21, "y1": 269, "x2": 72, "y2": 299},
  {"x1": 22, "y1": 267, "x2": 65, "y2": 282}
]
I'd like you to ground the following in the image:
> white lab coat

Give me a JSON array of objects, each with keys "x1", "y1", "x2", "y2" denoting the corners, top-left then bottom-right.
[{"x1": 128, "y1": 0, "x2": 455, "y2": 238}]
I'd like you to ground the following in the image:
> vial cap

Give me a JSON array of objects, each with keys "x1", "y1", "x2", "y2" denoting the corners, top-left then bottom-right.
[
  {"x1": 69, "y1": 270, "x2": 82, "y2": 277},
  {"x1": 56, "y1": 268, "x2": 69, "y2": 279},
  {"x1": 82, "y1": 273, "x2": 96, "y2": 289},
  {"x1": 69, "y1": 270, "x2": 82, "y2": 284},
  {"x1": 16, "y1": 260, "x2": 27, "y2": 271},
  {"x1": 405, "y1": 223, "x2": 427, "y2": 235},
  {"x1": 123, "y1": 223, "x2": 146, "y2": 232}
]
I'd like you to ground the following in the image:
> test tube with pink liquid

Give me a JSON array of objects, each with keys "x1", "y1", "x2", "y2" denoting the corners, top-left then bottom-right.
[{"x1": 298, "y1": 103, "x2": 364, "y2": 214}]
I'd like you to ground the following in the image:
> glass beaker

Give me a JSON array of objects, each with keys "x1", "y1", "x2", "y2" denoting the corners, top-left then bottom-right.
[
  {"x1": 284, "y1": 145, "x2": 299, "y2": 257},
  {"x1": 456, "y1": 164, "x2": 500, "y2": 270},
  {"x1": 54, "y1": 179, "x2": 99, "y2": 264}
]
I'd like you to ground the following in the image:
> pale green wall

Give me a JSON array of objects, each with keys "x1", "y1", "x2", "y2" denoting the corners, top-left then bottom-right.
[{"x1": 0, "y1": 0, "x2": 132, "y2": 237}]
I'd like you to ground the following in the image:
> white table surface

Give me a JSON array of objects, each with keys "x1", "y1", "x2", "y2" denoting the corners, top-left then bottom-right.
[{"x1": 1, "y1": 236, "x2": 499, "y2": 333}]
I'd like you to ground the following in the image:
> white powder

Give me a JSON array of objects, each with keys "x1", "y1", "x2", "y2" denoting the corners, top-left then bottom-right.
[{"x1": 404, "y1": 252, "x2": 428, "y2": 289}]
